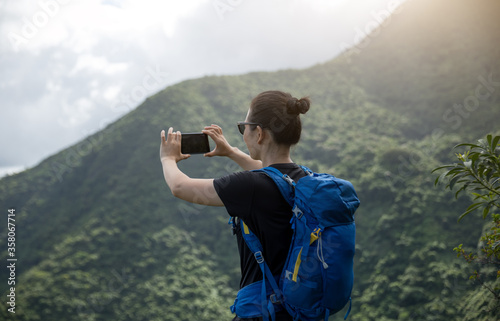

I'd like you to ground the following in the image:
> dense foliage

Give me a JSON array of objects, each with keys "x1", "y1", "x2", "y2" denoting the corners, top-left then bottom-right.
[
  {"x1": 1, "y1": 0, "x2": 499, "y2": 320},
  {"x1": 434, "y1": 135, "x2": 500, "y2": 317}
]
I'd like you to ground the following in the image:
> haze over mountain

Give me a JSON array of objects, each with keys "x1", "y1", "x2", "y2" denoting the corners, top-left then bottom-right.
[{"x1": 1, "y1": 0, "x2": 499, "y2": 320}]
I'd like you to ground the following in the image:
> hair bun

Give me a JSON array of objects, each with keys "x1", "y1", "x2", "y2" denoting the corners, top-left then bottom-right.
[{"x1": 286, "y1": 96, "x2": 311, "y2": 115}]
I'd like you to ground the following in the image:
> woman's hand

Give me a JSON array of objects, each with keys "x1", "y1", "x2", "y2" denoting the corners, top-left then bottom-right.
[
  {"x1": 203, "y1": 124, "x2": 234, "y2": 157},
  {"x1": 160, "y1": 127, "x2": 191, "y2": 163}
]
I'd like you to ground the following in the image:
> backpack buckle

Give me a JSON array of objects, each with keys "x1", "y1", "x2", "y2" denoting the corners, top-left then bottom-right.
[
  {"x1": 254, "y1": 251, "x2": 264, "y2": 264},
  {"x1": 293, "y1": 206, "x2": 303, "y2": 219},
  {"x1": 270, "y1": 293, "x2": 281, "y2": 304},
  {"x1": 282, "y1": 174, "x2": 295, "y2": 187},
  {"x1": 228, "y1": 217, "x2": 237, "y2": 235}
]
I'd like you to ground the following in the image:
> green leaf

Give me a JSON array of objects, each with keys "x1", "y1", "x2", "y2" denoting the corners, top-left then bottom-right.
[
  {"x1": 482, "y1": 203, "x2": 491, "y2": 219},
  {"x1": 431, "y1": 164, "x2": 455, "y2": 173},
  {"x1": 465, "y1": 202, "x2": 483, "y2": 212},
  {"x1": 449, "y1": 176, "x2": 461, "y2": 190},
  {"x1": 491, "y1": 135, "x2": 500, "y2": 151},
  {"x1": 471, "y1": 192, "x2": 488, "y2": 201},
  {"x1": 434, "y1": 172, "x2": 447, "y2": 186},
  {"x1": 458, "y1": 211, "x2": 470, "y2": 222},
  {"x1": 455, "y1": 185, "x2": 467, "y2": 198},
  {"x1": 446, "y1": 167, "x2": 466, "y2": 175},
  {"x1": 445, "y1": 172, "x2": 462, "y2": 182},
  {"x1": 485, "y1": 155, "x2": 498, "y2": 164},
  {"x1": 458, "y1": 203, "x2": 483, "y2": 221},
  {"x1": 483, "y1": 168, "x2": 492, "y2": 180},
  {"x1": 454, "y1": 143, "x2": 481, "y2": 149}
]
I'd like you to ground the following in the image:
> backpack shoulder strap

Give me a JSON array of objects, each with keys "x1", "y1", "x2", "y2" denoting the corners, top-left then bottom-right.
[
  {"x1": 253, "y1": 166, "x2": 296, "y2": 207},
  {"x1": 299, "y1": 165, "x2": 314, "y2": 176},
  {"x1": 238, "y1": 219, "x2": 282, "y2": 321}
]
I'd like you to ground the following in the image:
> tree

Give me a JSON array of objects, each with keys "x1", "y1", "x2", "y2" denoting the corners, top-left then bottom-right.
[{"x1": 433, "y1": 134, "x2": 500, "y2": 314}]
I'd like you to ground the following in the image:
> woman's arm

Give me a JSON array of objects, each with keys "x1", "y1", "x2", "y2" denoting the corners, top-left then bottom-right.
[
  {"x1": 226, "y1": 147, "x2": 263, "y2": 171},
  {"x1": 160, "y1": 128, "x2": 223, "y2": 206},
  {"x1": 203, "y1": 124, "x2": 262, "y2": 170}
]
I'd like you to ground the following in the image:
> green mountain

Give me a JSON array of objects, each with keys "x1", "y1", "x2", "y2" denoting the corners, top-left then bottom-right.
[{"x1": 1, "y1": 0, "x2": 499, "y2": 320}]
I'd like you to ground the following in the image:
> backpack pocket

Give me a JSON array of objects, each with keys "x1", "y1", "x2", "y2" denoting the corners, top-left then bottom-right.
[
  {"x1": 281, "y1": 243, "x2": 323, "y2": 311},
  {"x1": 321, "y1": 223, "x2": 355, "y2": 313}
]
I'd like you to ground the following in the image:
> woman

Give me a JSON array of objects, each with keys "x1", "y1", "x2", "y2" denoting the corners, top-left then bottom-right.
[{"x1": 159, "y1": 90, "x2": 311, "y2": 321}]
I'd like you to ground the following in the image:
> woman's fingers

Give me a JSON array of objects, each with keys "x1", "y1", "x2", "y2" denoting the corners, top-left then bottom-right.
[
  {"x1": 204, "y1": 150, "x2": 216, "y2": 157},
  {"x1": 202, "y1": 128, "x2": 216, "y2": 140},
  {"x1": 203, "y1": 125, "x2": 224, "y2": 141},
  {"x1": 204, "y1": 124, "x2": 221, "y2": 133},
  {"x1": 211, "y1": 124, "x2": 221, "y2": 132},
  {"x1": 166, "y1": 128, "x2": 182, "y2": 143},
  {"x1": 166, "y1": 127, "x2": 174, "y2": 143},
  {"x1": 160, "y1": 127, "x2": 191, "y2": 162}
]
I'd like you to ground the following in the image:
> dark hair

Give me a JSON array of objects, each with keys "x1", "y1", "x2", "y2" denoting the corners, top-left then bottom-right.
[{"x1": 248, "y1": 90, "x2": 310, "y2": 146}]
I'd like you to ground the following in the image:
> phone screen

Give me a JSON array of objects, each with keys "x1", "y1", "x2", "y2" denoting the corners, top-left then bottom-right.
[{"x1": 181, "y1": 133, "x2": 210, "y2": 154}]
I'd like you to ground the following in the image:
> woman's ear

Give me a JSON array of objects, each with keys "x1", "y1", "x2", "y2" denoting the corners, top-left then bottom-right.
[
  {"x1": 256, "y1": 126, "x2": 268, "y2": 145},
  {"x1": 256, "y1": 126, "x2": 263, "y2": 144}
]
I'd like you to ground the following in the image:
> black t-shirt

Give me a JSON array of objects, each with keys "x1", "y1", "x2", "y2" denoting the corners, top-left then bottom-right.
[{"x1": 213, "y1": 163, "x2": 306, "y2": 289}]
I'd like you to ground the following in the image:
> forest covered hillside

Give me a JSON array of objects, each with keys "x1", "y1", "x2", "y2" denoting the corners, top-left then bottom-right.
[{"x1": 1, "y1": 0, "x2": 499, "y2": 320}]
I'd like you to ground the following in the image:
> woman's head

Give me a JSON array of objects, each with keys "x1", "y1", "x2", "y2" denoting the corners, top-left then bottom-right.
[{"x1": 245, "y1": 90, "x2": 310, "y2": 146}]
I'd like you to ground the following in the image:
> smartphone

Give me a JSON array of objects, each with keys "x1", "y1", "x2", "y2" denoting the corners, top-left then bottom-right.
[{"x1": 181, "y1": 132, "x2": 210, "y2": 154}]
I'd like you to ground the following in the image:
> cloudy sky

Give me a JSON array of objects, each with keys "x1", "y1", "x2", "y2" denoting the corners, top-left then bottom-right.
[{"x1": 0, "y1": 0, "x2": 404, "y2": 177}]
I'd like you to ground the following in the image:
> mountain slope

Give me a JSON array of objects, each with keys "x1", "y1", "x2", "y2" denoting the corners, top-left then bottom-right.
[
  {"x1": 1, "y1": 0, "x2": 499, "y2": 320},
  {"x1": 336, "y1": 0, "x2": 500, "y2": 138}
]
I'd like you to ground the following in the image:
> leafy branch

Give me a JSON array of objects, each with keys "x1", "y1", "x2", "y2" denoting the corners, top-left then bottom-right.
[
  {"x1": 434, "y1": 134, "x2": 500, "y2": 311},
  {"x1": 433, "y1": 134, "x2": 500, "y2": 221}
]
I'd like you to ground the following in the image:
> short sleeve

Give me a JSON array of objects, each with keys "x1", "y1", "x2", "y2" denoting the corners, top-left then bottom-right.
[{"x1": 213, "y1": 171, "x2": 256, "y2": 220}]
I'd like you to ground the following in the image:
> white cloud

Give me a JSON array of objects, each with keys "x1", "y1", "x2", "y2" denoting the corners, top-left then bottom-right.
[
  {"x1": 58, "y1": 97, "x2": 95, "y2": 128},
  {"x1": 0, "y1": 166, "x2": 27, "y2": 178},
  {"x1": 121, "y1": 0, "x2": 209, "y2": 37},
  {"x1": 102, "y1": 85, "x2": 122, "y2": 102},
  {"x1": 69, "y1": 54, "x2": 129, "y2": 75},
  {"x1": 0, "y1": 0, "x2": 399, "y2": 178}
]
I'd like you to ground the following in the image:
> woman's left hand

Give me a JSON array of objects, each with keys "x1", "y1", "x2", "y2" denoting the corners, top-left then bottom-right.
[{"x1": 160, "y1": 127, "x2": 191, "y2": 163}]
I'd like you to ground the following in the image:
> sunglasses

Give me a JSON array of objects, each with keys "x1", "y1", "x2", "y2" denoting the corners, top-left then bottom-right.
[{"x1": 237, "y1": 121, "x2": 262, "y2": 135}]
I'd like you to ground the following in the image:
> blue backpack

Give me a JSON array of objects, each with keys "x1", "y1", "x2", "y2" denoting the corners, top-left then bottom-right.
[{"x1": 229, "y1": 165, "x2": 360, "y2": 321}]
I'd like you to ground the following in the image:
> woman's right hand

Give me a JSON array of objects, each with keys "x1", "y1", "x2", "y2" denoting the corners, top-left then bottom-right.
[{"x1": 203, "y1": 124, "x2": 234, "y2": 157}]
